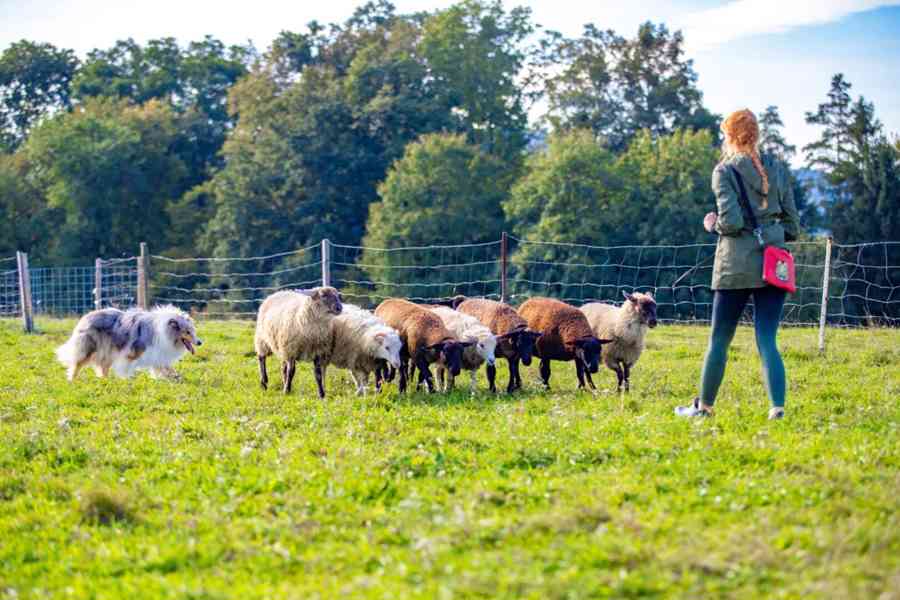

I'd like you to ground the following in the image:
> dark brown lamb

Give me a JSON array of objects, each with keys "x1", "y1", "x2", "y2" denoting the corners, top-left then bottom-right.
[
  {"x1": 374, "y1": 298, "x2": 471, "y2": 393},
  {"x1": 517, "y1": 297, "x2": 609, "y2": 390},
  {"x1": 455, "y1": 297, "x2": 541, "y2": 393}
]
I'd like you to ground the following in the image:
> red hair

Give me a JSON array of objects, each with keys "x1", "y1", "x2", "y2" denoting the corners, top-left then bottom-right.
[{"x1": 721, "y1": 109, "x2": 769, "y2": 208}]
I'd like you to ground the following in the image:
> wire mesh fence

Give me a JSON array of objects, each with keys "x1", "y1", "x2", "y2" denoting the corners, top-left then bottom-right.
[
  {"x1": 0, "y1": 257, "x2": 19, "y2": 318},
  {"x1": 149, "y1": 244, "x2": 322, "y2": 319},
  {"x1": 2, "y1": 239, "x2": 899, "y2": 331}
]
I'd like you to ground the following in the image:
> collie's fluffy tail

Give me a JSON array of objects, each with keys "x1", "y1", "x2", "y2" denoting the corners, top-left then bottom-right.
[{"x1": 56, "y1": 332, "x2": 95, "y2": 380}]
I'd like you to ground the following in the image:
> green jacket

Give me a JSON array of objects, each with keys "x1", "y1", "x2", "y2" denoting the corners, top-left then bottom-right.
[{"x1": 710, "y1": 154, "x2": 802, "y2": 290}]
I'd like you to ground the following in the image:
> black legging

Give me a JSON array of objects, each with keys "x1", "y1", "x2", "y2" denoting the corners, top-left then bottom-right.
[{"x1": 699, "y1": 286, "x2": 787, "y2": 408}]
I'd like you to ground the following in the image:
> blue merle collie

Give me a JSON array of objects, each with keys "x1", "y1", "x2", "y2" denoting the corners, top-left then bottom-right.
[{"x1": 56, "y1": 305, "x2": 201, "y2": 381}]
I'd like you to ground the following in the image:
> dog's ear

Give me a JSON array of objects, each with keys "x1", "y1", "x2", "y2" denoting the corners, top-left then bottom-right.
[{"x1": 168, "y1": 318, "x2": 181, "y2": 331}]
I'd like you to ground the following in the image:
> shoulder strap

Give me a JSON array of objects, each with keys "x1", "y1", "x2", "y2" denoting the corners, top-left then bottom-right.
[{"x1": 729, "y1": 166, "x2": 764, "y2": 246}]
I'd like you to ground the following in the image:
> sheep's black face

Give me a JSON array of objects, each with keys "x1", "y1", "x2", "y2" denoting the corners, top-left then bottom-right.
[
  {"x1": 575, "y1": 337, "x2": 602, "y2": 373},
  {"x1": 433, "y1": 341, "x2": 474, "y2": 377},
  {"x1": 515, "y1": 330, "x2": 541, "y2": 366}
]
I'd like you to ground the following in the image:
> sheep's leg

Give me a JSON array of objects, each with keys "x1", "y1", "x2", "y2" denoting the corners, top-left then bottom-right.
[
  {"x1": 539, "y1": 358, "x2": 551, "y2": 389},
  {"x1": 374, "y1": 364, "x2": 384, "y2": 392},
  {"x1": 575, "y1": 360, "x2": 587, "y2": 389},
  {"x1": 417, "y1": 357, "x2": 435, "y2": 393},
  {"x1": 623, "y1": 363, "x2": 631, "y2": 393},
  {"x1": 352, "y1": 370, "x2": 368, "y2": 396},
  {"x1": 506, "y1": 357, "x2": 520, "y2": 393},
  {"x1": 584, "y1": 368, "x2": 596, "y2": 391},
  {"x1": 398, "y1": 358, "x2": 408, "y2": 393},
  {"x1": 469, "y1": 369, "x2": 478, "y2": 394},
  {"x1": 613, "y1": 364, "x2": 625, "y2": 392},
  {"x1": 313, "y1": 357, "x2": 326, "y2": 399},
  {"x1": 436, "y1": 366, "x2": 446, "y2": 392},
  {"x1": 283, "y1": 359, "x2": 296, "y2": 394},
  {"x1": 486, "y1": 362, "x2": 497, "y2": 393}
]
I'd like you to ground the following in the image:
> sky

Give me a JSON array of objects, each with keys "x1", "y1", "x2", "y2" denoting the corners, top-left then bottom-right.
[{"x1": 2, "y1": 0, "x2": 899, "y2": 163}]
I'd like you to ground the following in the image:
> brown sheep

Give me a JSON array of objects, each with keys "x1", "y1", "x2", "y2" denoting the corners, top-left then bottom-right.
[
  {"x1": 374, "y1": 298, "x2": 472, "y2": 393},
  {"x1": 517, "y1": 297, "x2": 610, "y2": 390},
  {"x1": 454, "y1": 297, "x2": 541, "y2": 393}
]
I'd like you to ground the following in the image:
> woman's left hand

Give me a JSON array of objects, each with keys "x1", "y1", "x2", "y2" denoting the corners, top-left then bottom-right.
[{"x1": 703, "y1": 212, "x2": 717, "y2": 233}]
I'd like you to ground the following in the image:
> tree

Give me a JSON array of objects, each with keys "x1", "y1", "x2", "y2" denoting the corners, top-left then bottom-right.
[
  {"x1": 540, "y1": 22, "x2": 718, "y2": 152},
  {"x1": 360, "y1": 133, "x2": 509, "y2": 297},
  {"x1": 23, "y1": 98, "x2": 189, "y2": 262},
  {"x1": 616, "y1": 128, "x2": 719, "y2": 245},
  {"x1": 804, "y1": 75, "x2": 900, "y2": 242},
  {"x1": 0, "y1": 41, "x2": 79, "y2": 151},
  {"x1": 758, "y1": 105, "x2": 816, "y2": 230},
  {"x1": 72, "y1": 36, "x2": 253, "y2": 177},
  {"x1": 804, "y1": 74, "x2": 854, "y2": 172},
  {"x1": 420, "y1": 0, "x2": 534, "y2": 162},
  {"x1": 0, "y1": 153, "x2": 62, "y2": 260},
  {"x1": 759, "y1": 105, "x2": 796, "y2": 161}
]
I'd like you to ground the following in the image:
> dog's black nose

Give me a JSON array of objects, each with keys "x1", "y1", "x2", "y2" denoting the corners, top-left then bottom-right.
[{"x1": 196, "y1": 339, "x2": 203, "y2": 346}]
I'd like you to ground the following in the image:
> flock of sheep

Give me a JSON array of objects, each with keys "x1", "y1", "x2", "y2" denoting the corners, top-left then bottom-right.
[{"x1": 254, "y1": 287, "x2": 659, "y2": 398}]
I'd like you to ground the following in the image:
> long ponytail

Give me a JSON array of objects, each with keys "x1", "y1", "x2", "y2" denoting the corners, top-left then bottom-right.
[{"x1": 721, "y1": 109, "x2": 769, "y2": 208}]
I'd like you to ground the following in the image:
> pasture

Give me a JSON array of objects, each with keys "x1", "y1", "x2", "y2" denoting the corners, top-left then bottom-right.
[{"x1": 1, "y1": 318, "x2": 898, "y2": 599}]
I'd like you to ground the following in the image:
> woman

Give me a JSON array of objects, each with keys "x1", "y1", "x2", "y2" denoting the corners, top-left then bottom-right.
[{"x1": 675, "y1": 109, "x2": 801, "y2": 420}]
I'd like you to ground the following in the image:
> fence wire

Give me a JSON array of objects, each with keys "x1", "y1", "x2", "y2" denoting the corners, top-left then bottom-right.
[
  {"x1": 0, "y1": 258, "x2": 19, "y2": 317},
  {"x1": 150, "y1": 244, "x2": 321, "y2": 318},
  {"x1": 2, "y1": 240, "x2": 899, "y2": 328}
]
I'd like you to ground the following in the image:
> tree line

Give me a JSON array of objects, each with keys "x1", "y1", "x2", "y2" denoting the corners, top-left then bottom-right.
[{"x1": 2, "y1": 0, "x2": 898, "y2": 273}]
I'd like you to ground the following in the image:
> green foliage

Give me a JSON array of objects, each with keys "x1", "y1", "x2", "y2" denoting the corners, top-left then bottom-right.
[
  {"x1": 420, "y1": 0, "x2": 533, "y2": 161},
  {"x1": 0, "y1": 40, "x2": 79, "y2": 151},
  {"x1": 361, "y1": 133, "x2": 509, "y2": 296},
  {"x1": 1, "y1": 318, "x2": 898, "y2": 597},
  {"x1": 0, "y1": 152, "x2": 62, "y2": 260},
  {"x1": 805, "y1": 74, "x2": 900, "y2": 242},
  {"x1": 540, "y1": 22, "x2": 719, "y2": 152},
  {"x1": 616, "y1": 128, "x2": 719, "y2": 245},
  {"x1": 73, "y1": 36, "x2": 253, "y2": 180},
  {"x1": 23, "y1": 98, "x2": 189, "y2": 262}
]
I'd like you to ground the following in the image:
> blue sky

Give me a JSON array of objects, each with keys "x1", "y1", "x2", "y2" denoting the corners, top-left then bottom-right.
[{"x1": 2, "y1": 0, "x2": 899, "y2": 163}]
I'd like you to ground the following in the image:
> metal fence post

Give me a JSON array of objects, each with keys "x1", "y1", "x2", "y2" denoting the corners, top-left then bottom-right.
[
  {"x1": 94, "y1": 258, "x2": 103, "y2": 310},
  {"x1": 818, "y1": 236, "x2": 834, "y2": 353},
  {"x1": 137, "y1": 242, "x2": 149, "y2": 309},
  {"x1": 500, "y1": 232, "x2": 509, "y2": 304},
  {"x1": 321, "y1": 239, "x2": 332, "y2": 288},
  {"x1": 16, "y1": 251, "x2": 33, "y2": 333}
]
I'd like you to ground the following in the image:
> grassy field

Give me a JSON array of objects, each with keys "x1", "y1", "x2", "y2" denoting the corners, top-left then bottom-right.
[{"x1": 0, "y1": 318, "x2": 898, "y2": 599}]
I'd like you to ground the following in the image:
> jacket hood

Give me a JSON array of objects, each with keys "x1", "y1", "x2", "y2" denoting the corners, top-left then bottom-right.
[{"x1": 724, "y1": 154, "x2": 766, "y2": 196}]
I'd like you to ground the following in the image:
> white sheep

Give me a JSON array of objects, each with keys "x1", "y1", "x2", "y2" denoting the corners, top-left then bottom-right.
[
  {"x1": 580, "y1": 291, "x2": 658, "y2": 392},
  {"x1": 254, "y1": 287, "x2": 343, "y2": 398},
  {"x1": 322, "y1": 304, "x2": 403, "y2": 396},
  {"x1": 428, "y1": 305, "x2": 497, "y2": 393}
]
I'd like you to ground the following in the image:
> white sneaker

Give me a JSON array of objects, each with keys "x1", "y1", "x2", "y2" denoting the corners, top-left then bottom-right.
[
  {"x1": 768, "y1": 407, "x2": 785, "y2": 420},
  {"x1": 675, "y1": 398, "x2": 713, "y2": 418}
]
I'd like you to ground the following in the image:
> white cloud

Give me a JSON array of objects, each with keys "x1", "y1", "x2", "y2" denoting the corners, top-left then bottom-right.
[{"x1": 678, "y1": 0, "x2": 900, "y2": 53}]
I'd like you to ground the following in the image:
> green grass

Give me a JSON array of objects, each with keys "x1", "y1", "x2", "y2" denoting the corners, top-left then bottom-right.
[{"x1": 1, "y1": 318, "x2": 898, "y2": 599}]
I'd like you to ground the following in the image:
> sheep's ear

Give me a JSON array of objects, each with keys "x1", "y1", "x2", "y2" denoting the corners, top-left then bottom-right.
[
  {"x1": 297, "y1": 288, "x2": 314, "y2": 297},
  {"x1": 645, "y1": 291, "x2": 654, "y2": 300},
  {"x1": 373, "y1": 332, "x2": 386, "y2": 342},
  {"x1": 622, "y1": 291, "x2": 635, "y2": 303},
  {"x1": 598, "y1": 338, "x2": 613, "y2": 345},
  {"x1": 459, "y1": 340, "x2": 476, "y2": 348},
  {"x1": 427, "y1": 342, "x2": 446, "y2": 352}
]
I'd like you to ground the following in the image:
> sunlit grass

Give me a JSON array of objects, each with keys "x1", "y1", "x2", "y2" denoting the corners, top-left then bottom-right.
[{"x1": 1, "y1": 318, "x2": 898, "y2": 598}]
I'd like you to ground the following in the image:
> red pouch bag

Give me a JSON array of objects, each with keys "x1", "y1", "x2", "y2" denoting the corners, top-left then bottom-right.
[{"x1": 731, "y1": 167, "x2": 797, "y2": 294}]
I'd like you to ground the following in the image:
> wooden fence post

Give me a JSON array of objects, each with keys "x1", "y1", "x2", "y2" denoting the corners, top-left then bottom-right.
[
  {"x1": 16, "y1": 251, "x2": 33, "y2": 333},
  {"x1": 321, "y1": 239, "x2": 331, "y2": 288},
  {"x1": 94, "y1": 258, "x2": 103, "y2": 310},
  {"x1": 137, "y1": 242, "x2": 149, "y2": 309},
  {"x1": 818, "y1": 236, "x2": 834, "y2": 354},
  {"x1": 500, "y1": 232, "x2": 509, "y2": 304}
]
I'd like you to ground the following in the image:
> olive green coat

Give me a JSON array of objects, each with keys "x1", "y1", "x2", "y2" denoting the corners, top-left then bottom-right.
[{"x1": 710, "y1": 154, "x2": 802, "y2": 290}]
